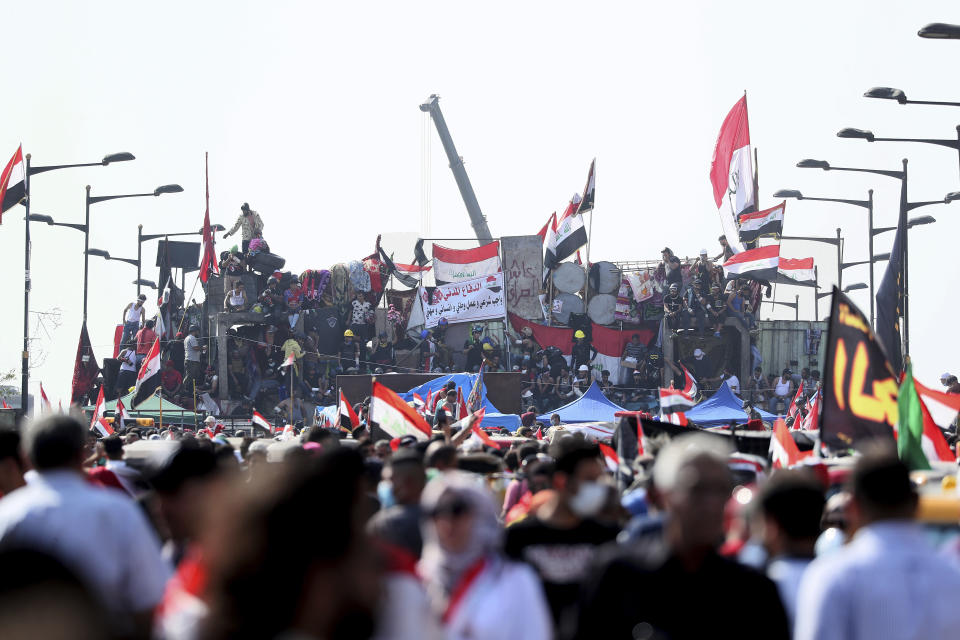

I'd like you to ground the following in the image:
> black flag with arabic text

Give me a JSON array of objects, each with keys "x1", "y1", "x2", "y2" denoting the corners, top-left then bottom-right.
[{"x1": 820, "y1": 287, "x2": 897, "y2": 451}]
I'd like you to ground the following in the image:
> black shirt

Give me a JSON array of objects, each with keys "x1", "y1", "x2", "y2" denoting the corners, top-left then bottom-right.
[
  {"x1": 569, "y1": 540, "x2": 789, "y2": 640},
  {"x1": 663, "y1": 293, "x2": 682, "y2": 315},
  {"x1": 505, "y1": 517, "x2": 619, "y2": 629}
]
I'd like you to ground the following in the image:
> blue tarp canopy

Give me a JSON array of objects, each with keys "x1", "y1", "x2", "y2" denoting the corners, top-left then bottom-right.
[
  {"x1": 685, "y1": 380, "x2": 777, "y2": 427},
  {"x1": 399, "y1": 374, "x2": 521, "y2": 431},
  {"x1": 536, "y1": 381, "x2": 627, "y2": 424}
]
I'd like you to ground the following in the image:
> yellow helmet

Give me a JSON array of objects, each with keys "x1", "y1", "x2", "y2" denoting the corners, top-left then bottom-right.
[
  {"x1": 574, "y1": 330, "x2": 586, "y2": 339},
  {"x1": 343, "y1": 329, "x2": 354, "y2": 337},
  {"x1": 482, "y1": 343, "x2": 493, "y2": 351}
]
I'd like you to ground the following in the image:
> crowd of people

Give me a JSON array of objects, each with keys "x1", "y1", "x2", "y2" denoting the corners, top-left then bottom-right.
[{"x1": 1, "y1": 413, "x2": 959, "y2": 639}]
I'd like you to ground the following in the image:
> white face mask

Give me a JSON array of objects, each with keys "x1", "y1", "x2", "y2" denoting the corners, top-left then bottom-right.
[{"x1": 569, "y1": 481, "x2": 608, "y2": 518}]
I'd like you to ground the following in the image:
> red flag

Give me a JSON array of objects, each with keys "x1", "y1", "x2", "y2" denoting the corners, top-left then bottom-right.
[
  {"x1": 71, "y1": 323, "x2": 100, "y2": 405},
  {"x1": 456, "y1": 387, "x2": 469, "y2": 421},
  {"x1": 336, "y1": 389, "x2": 361, "y2": 430},
  {"x1": 598, "y1": 442, "x2": 619, "y2": 473},
  {"x1": 1, "y1": 399, "x2": 9, "y2": 409},
  {"x1": 116, "y1": 397, "x2": 131, "y2": 428},
  {"x1": 769, "y1": 418, "x2": 812, "y2": 469},
  {"x1": 39, "y1": 383, "x2": 52, "y2": 412},
  {"x1": 637, "y1": 421, "x2": 645, "y2": 457},
  {"x1": 535, "y1": 426, "x2": 544, "y2": 441},
  {"x1": 90, "y1": 387, "x2": 113, "y2": 437},
  {"x1": 0, "y1": 145, "x2": 25, "y2": 222},
  {"x1": 710, "y1": 95, "x2": 754, "y2": 253},
  {"x1": 200, "y1": 152, "x2": 218, "y2": 283},
  {"x1": 680, "y1": 364, "x2": 699, "y2": 398}
]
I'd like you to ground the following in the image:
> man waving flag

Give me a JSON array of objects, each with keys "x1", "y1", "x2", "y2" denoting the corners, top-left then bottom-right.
[{"x1": 133, "y1": 338, "x2": 162, "y2": 407}]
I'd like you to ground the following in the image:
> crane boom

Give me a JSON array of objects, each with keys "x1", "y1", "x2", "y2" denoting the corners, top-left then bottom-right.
[{"x1": 419, "y1": 94, "x2": 493, "y2": 244}]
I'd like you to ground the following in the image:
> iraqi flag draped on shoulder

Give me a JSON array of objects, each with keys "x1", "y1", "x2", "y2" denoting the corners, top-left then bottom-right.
[
  {"x1": 710, "y1": 96, "x2": 754, "y2": 254},
  {"x1": 769, "y1": 418, "x2": 811, "y2": 468},
  {"x1": 722, "y1": 244, "x2": 779, "y2": 283},
  {"x1": 777, "y1": 256, "x2": 816, "y2": 287},
  {"x1": 432, "y1": 241, "x2": 501, "y2": 285},
  {"x1": 738, "y1": 202, "x2": 784, "y2": 244},
  {"x1": 370, "y1": 382, "x2": 432, "y2": 441},
  {"x1": 545, "y1": 194, "x2": 588, "y2": 270},
  {"x1": 90, "y1": 387, "x2": 114, "y2": 437},
  {"x1": 0, "y1": 145, "x2": 25, "y2": 223},
  {"x1": 133, "y1": 339, "x2": 162, "y2": 407}
]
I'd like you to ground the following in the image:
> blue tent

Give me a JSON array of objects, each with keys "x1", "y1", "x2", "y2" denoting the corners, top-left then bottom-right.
[
  {"x1": 685, "y1": 380, "x2": 777, "y2": 427},
  {"x1": 399, "y1": 373, "x2": 521, "y2": 431},
  {"x1": 536, "y1": 381, "x2": 627, "y2": 424}
]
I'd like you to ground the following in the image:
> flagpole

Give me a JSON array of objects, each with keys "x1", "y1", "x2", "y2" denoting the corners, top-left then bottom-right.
[
  {"x1": 159, "y1": 390, "x2": 163, "y2": 430},
  {"x1": 289, "y1": 362, "x2": 294, "y2": 427}
]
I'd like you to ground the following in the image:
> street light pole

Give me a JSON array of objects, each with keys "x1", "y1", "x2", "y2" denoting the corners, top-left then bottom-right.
[
  {"x1": 83, "y1": 185, "x2": 91, "y2": 324},
  {"x1": 867, "y1": 190, "x2": 874, "y2": 326}
]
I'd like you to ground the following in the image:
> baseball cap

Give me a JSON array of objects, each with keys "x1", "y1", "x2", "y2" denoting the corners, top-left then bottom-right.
[{"x1": 693, "y1": 348, "x2": 704, "y2": 359}]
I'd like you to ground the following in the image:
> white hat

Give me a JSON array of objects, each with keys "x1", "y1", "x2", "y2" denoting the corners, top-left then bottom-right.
[
  {"x1": 204, "y1": 415, "x2": 217, "y2": 424},
  {"x1": 941, "y1": 372, "x2": 952, "y2": 380},
  {"x1": 693, "y1": 348, "x2": 704, "y2": 359},
  {"x1": 699, "y1": 248, "x2": 708, "y2": 255},
  {"x1": 522, "y1": 389, "x2": 534, "y2": 398},
  {"x1": 578, "y1": 364, "x2": 589, "y2": 371}
]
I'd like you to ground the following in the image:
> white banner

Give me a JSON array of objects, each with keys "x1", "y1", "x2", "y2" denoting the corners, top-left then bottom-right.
[{"x1": 420, "y1": 273, "x2": 506, "y2": 328}]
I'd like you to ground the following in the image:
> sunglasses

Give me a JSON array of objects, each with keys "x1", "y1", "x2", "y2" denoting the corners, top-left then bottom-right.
[{"x1": 428, "y1": 499, "x2": 472, "y2": 520}]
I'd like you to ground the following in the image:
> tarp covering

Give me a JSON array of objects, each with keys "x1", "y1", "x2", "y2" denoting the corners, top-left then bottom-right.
[
  {"x1": 685, "y1": 381, "x2": 777, "y2": 427},
  {"x1": 536, "y1": 381, "x2": 627, "y2": 424},
  {"x1": 400, "y1": 373, "x2": 521, "y2": 431}
]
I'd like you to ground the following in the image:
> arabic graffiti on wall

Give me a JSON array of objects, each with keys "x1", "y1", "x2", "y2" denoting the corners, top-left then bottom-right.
[{"x1": 500, "y1": 235, "x2": 543, "y2": 321}]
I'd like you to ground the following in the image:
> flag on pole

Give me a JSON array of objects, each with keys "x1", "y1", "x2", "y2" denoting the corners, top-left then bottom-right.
[
  {"x1": 39, "y1": 384, "x2": 52, "y2": 413},
  {"x1": 576, "y1": 159, "x2": 596, "y2": 214},
  {"x1": 336, "y1": 389, "x2": 360, "y2": 430},
  {"x1": 710, "y1": 95, "x2": 754, "y2": 254},
  {"x1": 251, "y1": 410, "x2": 272, "y2": 434},
  {"x1": 116, "y1": 397, "x2": 131, "y2": 429},
  {"x1": 876, "y1": 205, "x2": 906, "y2": 374},
  {"x1": 133, "y1": 338, "x2": 162, "y2": 407},
  {"x1": 455, "y1": 387, "x2": 469, "y2": 421},
  {"x1": 545, "y1": 194, "x2": 588, "y2": 269},
  {"x1": 369, "y1": 382, "x2": 432, "y2": 441},
  {"x1": 680, "y1": 364, "x2": 699, "y2": 399},
  {"x1": 422, "y1": 390, "x2": 434, "y2": 416},
  {"x1": 721, "y1": 245, "x2": 779, "y2": 282},
  {"x1": 897, "y1": 364, "x2": 954, "y2": 470},
  {"x1": 786, "y1": 381, "x2": 805, "y2": 422},
  {"x1": 90, "y1": 387, "x2": 113, "y2": 437},
  {"x1": 598, "y1": 442, "x2": 619, "y2": 473},
  {"x1": 777, "y1": 257, "x2": 816, "y2": 286},
  {"x1": 536, "y1": 212, "x2": 556, "y2": 243},
  {"x1": 659, "y1": 387, "x2": 694, "y2": 425},
  {"x1": 738, "y1": 202, "x2": 785, "y2": 244},
  {"x1": 799, "y1": 389, "x2": 820, "y2": 431},
  {"x1": 466, "y1": 373, "x2": 484, "y2": 413},
  {"x1": 769, "y1": 418, "x2": 811, "y2": 469},
  {"x1": 913, "y1": 377, "x2": 960, "y2": 432},
  {"x1": 282, "y1": 351, "x2": 295, "y2": 369},
  {"x1": 199, "y1": 152, "x2": 218, "y2": 283},
  {"x1": 0, "y1": 145, "x2": 25, "y2": 222}
]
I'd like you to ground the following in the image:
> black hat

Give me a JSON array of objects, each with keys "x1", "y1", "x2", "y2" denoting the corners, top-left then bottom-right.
[{"x1": 241, "y1": 202, "x2": 250, "y2": 212}]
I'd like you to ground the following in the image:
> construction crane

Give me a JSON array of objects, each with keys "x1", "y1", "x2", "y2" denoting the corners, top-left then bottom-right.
[{"x1": 419, "y1": 94, "x2": 493, "y2": 244}]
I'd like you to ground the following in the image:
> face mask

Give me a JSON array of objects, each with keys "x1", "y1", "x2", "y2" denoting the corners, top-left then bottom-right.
[
  {"x1": 569, "y1": 481, "x2": 608, "y2": 518},
  {"x1": 376, "y1": 480, "x2": 395, "y2": 509}
]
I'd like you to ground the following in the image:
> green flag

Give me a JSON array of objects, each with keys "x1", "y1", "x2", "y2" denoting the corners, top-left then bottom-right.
[{"x1": 897, "y1": 364, "x2": 930, "y2": 471}]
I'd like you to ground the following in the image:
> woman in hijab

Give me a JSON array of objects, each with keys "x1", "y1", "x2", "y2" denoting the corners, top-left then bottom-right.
[{"x1": 418, "y1": 472, "x2": 551, "y2": 640}]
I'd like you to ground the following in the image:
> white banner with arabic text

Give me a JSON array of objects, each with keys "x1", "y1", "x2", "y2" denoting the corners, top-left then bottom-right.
[{"x1": 420, "y1": 273, "x2": 506, "y2": 328}]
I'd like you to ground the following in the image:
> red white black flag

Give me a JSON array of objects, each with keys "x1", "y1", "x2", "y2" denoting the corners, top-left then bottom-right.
[
  {"x1": 576, "y1": 159, "x2": 596, "y2": 214},
  {"x1": 711, "y1": 96, "x2": 754, "y2": 254},
  {"x1": 0, "y1": 145, "x2": 25, "y2": 223},
  {"x1": 738, "y1": 202, "x2": 784, "y2": 244},
  {"x1": 777, "y1": 256, "x2": 816, "y2": 287},
  {"x1": 133, "y1": 339, "x2": 162, "y2": 407},
  {"x1": 722, "y1": 244, "x2": 779, "y2": 282}
]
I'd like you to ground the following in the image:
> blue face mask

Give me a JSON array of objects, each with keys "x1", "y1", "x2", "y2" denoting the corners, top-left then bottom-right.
[{"x1": 377, "y1": 480, "x2": 395, "y2": 509}]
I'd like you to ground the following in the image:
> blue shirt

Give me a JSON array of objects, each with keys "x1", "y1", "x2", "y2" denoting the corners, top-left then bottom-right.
[{"x1": 795, "y1": 521, "x2": 960, "y2": 640}]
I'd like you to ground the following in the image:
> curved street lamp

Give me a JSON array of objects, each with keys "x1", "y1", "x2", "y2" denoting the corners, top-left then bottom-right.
[
  {"x1": 864, "y1": 87, "x2": 960, "y2": 108},
  {"x1": 918, "y1": 23, "x2": 960, "y2": 39}
]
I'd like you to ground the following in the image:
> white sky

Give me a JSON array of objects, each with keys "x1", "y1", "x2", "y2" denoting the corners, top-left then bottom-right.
[{"x1": 2, "y1": 0, "x2": 958, "y2": 401}]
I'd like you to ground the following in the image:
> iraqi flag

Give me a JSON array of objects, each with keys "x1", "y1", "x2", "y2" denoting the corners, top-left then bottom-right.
[
  {"x1": 336, "y1": 389, "x2": 361, "y2": 430},
  {"x1": 680, "y1": 364, "x2": 699, "y2": 398},
  {"x1": 786, "y1": 381, "x2": 805, "y2": 422},
  {"x1": 576, "y1": 159, "x2": 596, "y2": 214},
  {"x1": 659, "y1": 387, "x2": 694, "y2": 425},
  {"x1": 722, "y1": 244, "x2": 779, "y2": 282},
  {"x1": 133, "y1": 338, "x2": 162, "y2": 407},
  {"x1": 769, "y1": 418, "x2": 812, "y2": 469},
  {"x1": 799, "y1": 389, "x2": 821, "y2": 431},
  {"x1": 369, "y1": 382, "x2": 432, "y2": 441},
  {"x1": 536, "y1": 212, "x2": 556, "y2": 244},
  {"x1": 455, "y1": 387, "x2": 469, "y2": 421},
  {"x1": 251, "y1": 410, "x2": 273, "y2": 434},
  {"x1": 0, "y1": 145, "x2": 25, "y2": 223},
  {"x1": 115, "y1": 397, "x2": 131, "y2": 428},
  {"x1": 90, "y1": 387, "x2": 114, "y2": 437},
  {"x1": 598, "y1": 442, "x2": 619, "y2": 473},
  {"x1": 738, "y1": 202, "x2": 784, "y2": 244},
  {"x1": 40, "y1": 383, "x2": 52, "y2": 413},
  {"x1": 545, "y1": 194, "x2": 588, "y2": 269},
  {"x1": 710, "y1": 96, "x2": 755, "y2": 254},
  {"x1": 432, "y1": 241, "x2": 501, "y2": 285},
  {"x1": 777, "y1": 256, "x2": 816, "y2": 287},
  {"x1": 913, "y1": 377, "x2": 960, "y2": 432}
]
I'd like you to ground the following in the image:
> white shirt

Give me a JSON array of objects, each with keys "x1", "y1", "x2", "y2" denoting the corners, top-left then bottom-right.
[
  {"x1": 125, "y1": 303, "x2": 144, "y2": 324},
  {"x1": 795, "y1": 521, "x2": 960, "y2": 640},
  {"x1": 725, "y1": 374, "x2": 741, "y2": 395},
  {"x1": 119, "y1": 349, "x2": 137, "y2": 372},
  {"x1": 0, "y1": 470, "x2": 170, "y2": 614},
  {"x1": 774, "y1": 377, "x2": 791, "y2": 396},
  {"x1": 184, "y1": 334, "x2": 201, "y2": 362}
]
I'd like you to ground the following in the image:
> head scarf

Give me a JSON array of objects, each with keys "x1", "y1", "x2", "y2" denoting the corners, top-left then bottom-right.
[{"x1": 418, "y1": 472, "x2": 502, "y2": 607}]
